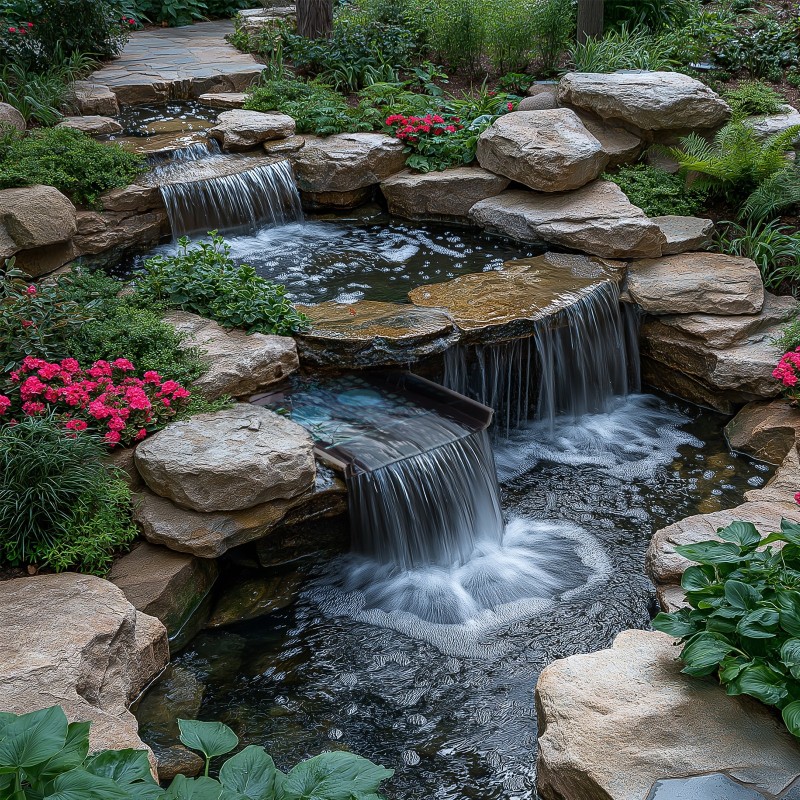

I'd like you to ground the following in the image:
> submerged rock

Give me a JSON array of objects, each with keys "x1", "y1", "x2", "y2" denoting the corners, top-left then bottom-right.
[
  {"x1": 153, "y1": 746, "x2": 204, "y2": 782},
  {"x1": 0, "y1": 574, "x2": 167, "y2": 765},
  {"x1": 408, "y1": 252, "x2": 623, "y2": 344},
  {"x1": 295, "y1": 300, "x2": 459, "y2": 367},
  {"x1": 651, "y1": 215, "x2": 714, "y2": 255},
  {"x1": 290, "y1": 133, "x2": 406, "y2": 193},
  {"x1": 726, "y1": 398, "x2": 800, "y2": 464},
  {"x1": 626, "y1": 253, "x2": 764, "y2": 315},
  {"x1": 558, "y1": 71, "x2": 731, "y2": 131},
  {"x1": 476, "y1": 109, "x2": 606, "y2": 192},
  {"x1": 207, "y1": 571, "x2": 304, "y2": 628},
  {"x1": 536, "y1": 630, "x2": 800, "y2": 800},
  {"x1": 134, "y1": 405, "x2": 316, "y2": 513},
  {"x1": 163, "y1": 310, "x2": 299, "y2": 400},
  {"x1": 209, "y1": 109, "x2": 295, "y2": 151},
  {"x1": 380, "y1": 167, "x2": 509, "y2": 222},
  {"x1": 469, "y1": 182, "x2": 665, "y2": 259}
]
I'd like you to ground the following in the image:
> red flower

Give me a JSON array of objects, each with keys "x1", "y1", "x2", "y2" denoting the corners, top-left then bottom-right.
[
  {"x1": 8, "y1": 27, "x2": 16, "y2": 33},
  {"x1": 65, "y1": 419, "x2": 88, "y2": 432},
  {"x1": 21, "y1": 320, "x2": 33, "y2": 328},
  {"x1": 507, "y1": 102, "x2": 514, "y2": 111},
  {"x1": 0, "y1": 395, "x2": 10, "y2": 415}
]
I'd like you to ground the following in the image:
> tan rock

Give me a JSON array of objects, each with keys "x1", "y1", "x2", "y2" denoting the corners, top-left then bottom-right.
[
  {"x1": 134, "y1": 405, "x2": 316, "y2": 513},
  {"x1": 291, "y1": 133, "x2": 406, "y2": 193},
  {"x1": 0, "y1": 574, "x2": 167, "y2": 764},
  {"x1": 559, "y1": 71, "x2": 731, "y2": 131},
  {"x1": 198, "y1": 91, "x2": 248, "y2": 108},
  {"x1": 209, "y1": 109, "x2": 295, "y2": 151},
  {"x1": 380, "y1": 167, "x2": 509, "y2": 222},
  {"x1": 626, "y1": 253, "x2": 764, "y2": 315},
  {"x1": 100, "y1": 183, "x2": 163, "y2": 213},
  {"x1": 295, "y1": 300, "x2": 459, "y2": 367},
  {"x1": 162, "y1": 310, "x2": 299, "y2": 400},
  {"x1": 0, "y1": 101, "x2": 25, "y2": 132},
  {"x1": 263, "y1": 135, "x2": 305, "y2": 155},
  {"x1": 536, "y1": 630, "x2": 800, "y2": 800},
  {"x1": 575, "y1": 111, "x2": 643, "y2": 168},
  {"x1": 73, "y1": 209, "x2": 168, "y2": 256},
  {"x1": 726, "y1": 398, "x2": 800, "y2": 464},
  {"x1": 651, "y1": 215, "x2": 714, "y2": 255},
  {"x1": 57, "y1": 115, "x2": 123, "y2": 136},
  {"x1": 476, "y1": 109, "x2": 606, "y2": 192},
  {"x1": 469, "y1": 182, "x2": 666, "y2": 259},
  {"x1": 517, "y1": 91, "x2": 558, "y2": 111},
  {"x1": 0, "y1": 185, "x2": 76, "y2": 254},
  {"x1": 13, "y1": 239, "x2": 78, "y2": 278},
  {"x1": 69, "y1": 80, "x2": 120, "y2": 116},
  {"x1": 745, "y1": 442, "x2": 800, "y2": 504},
  {"x1": 300, "y1": 187, "x2": 373, "y2": 210}
]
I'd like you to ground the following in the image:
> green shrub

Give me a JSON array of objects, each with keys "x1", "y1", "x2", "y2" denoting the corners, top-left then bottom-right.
[
  {"x1": 715, "y1": 17, "x2": 799, "y2": 82},
  {"x1": 0, "y1": 127, "x2": 146, "y2": 208},
  {"x1": 602, "y1": 164, "x2": 708, "y2": 217},
  {"x1": 0, "y1": 415, "x2": 135, "y2": 571},
  {"x1": 653, "y1": 519, "x2": 800, "y2": 739},
  {"x1": 424, "y1": 0, "x2": 486, "y2": 73},
  {"x1": 569, "y1": 24, "x2": 676, "y2": 72},
  {"x1": 134, "y1": 233, "x2": 310, "y2": 336},
  {"x1": 775, "y1": 317, "x2": 800, "y2": 352},
  {"x1": 531, "y1": 0, "x2": 574, "y2": 76},
  {"x1": 741, "y1": 165, "x2": 800, "y2": 222},
  {"x1": 605, "y1": 0, "x2": 700, "y2": 31},
  {"x1": 723, "y1": 81, "x2": 786, "y2": 119}
]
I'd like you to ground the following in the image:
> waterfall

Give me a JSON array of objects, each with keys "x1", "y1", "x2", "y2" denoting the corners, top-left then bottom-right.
[
  {"x1": 153, "y1": 157, "x2": 303, "y2": 238},
  {"x1": 146, "y1": 139, "x2": 221, "y2": 167},
  {"x1": 443, "y1": 282, "x2": 638, "y2": 433}
]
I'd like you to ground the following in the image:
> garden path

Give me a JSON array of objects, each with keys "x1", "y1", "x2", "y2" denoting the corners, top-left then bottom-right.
[{"x1": 88, "y1": 21, "x2": 262, "y2": 105}]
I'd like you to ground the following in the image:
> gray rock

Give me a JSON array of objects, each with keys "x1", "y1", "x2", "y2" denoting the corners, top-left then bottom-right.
[
  {"x1": 651, "y1": 215, "x2": 714, "y2": 255},
  {"x1": 69, "y1": 81, "x2": 120, "y2": 116},
  {"x1": 559, "y1": 71, "x2": 731, "y2": 131},
  {"x1": 57, "y1": 115, "x2": 123, "y2": 136},
  {"x1": 476, "y1": 109, "x2": 606, "y2": 192},
  {"x1": 726, "y1": 398, "x2": 800, "y2": 465},
  {"x1": 380, "y1": 167, "x2": 509, "y2": 222},
  {"x1": 290, "y1": 133, "x2": 406, "y2": 193},
  {"x1": 134, "y1": 405, "x2": 316, "y2": 513},
  {"x1": 575, "y1": 111, "x2": 644, "y2": 168},
  {"x1": 748, "y1": 104, "x2": 800, "y2": 141},
  {"x1": 536, "y1": 629, "x2": 800, "y2": 800},
  {"x1": 517, "y1": 92, "x2": 558, "y2": 111},
  {"x1": 209, "y1": 110, "x2": 295, "y2": 151},
  {"x1": 162, "y1": 311, "x2": 299, "y2": 400},
  {"x1": 197, "y1": 92, "x2": 248, "y2": 109},
  {"x1": 0, "y1": 101, "x2": 25, "y2": 132},
  {"x1": 469, "y1": 182, "x2": 666, "y2": 259},
  {"x1": 626, "y1": 253, "x2": 764, "y2": 315}
]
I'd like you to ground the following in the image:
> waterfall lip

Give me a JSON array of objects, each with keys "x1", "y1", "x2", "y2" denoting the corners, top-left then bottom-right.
[{"x1": 142, "y1": 152, "x2": 288, "y2": 188}]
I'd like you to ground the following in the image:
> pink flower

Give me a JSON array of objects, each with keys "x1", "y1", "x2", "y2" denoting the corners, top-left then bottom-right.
[
  {"x1": 26, "y1": 285, "x2": 36, "y2": 295},
  {"x1": 794, "y1": 491, "x2": 800, "y2": 505},
  {"x1": 112, "y1": 358, "x2": 135, "y2": 372},
  {"x1": 507, "y1": 102, "x2": 514, "y2": 111},
  {"x1": 60, "y1": 358, "x2": 80, "y2": 374},
  {"x1": 105, "y1": 431, "x2": 121, "y2": 445},
  {"x1": 107, "y1": 416, "x2": 126, "y2": 432},
  {"x1": 135, "y1": 428, "x2": 148, "y2": 441},
  {"x1": 143, "y1": 371, "x2": 161, "y2": 384},
  {"x1": 37, "y1": 363, "x2": 61, "y2": 381},
  {"x1": 65, "y1": 419, "x2": 88, "y2": 432},
  {"x1": 21, "y1": 320, "x2": 33, "y2": 328},
  {"x1": 20, "y1": 376, "x2": 46, "y2": 399},
  {"x1": 21, "y1": 401, "x2": 45, "y2": 415},
  {"x1": 86, "y1": 360, "x2": 112, "y2": 378},
  {"x1": 8, "y1": 27, "x2": 16, "y2": 33},
  {"x1": 0, "y1": 395, "x2": 10, "y2": 414}
]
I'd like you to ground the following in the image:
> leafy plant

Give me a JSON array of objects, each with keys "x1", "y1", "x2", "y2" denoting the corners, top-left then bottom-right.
[
  {"x1": 740, "y1": 165, "x2": 800, "y2": 223},
  {"x1": 134, "y1": 233, "x2": 310, "y2": 336},
  {"x1": 0, "y1": 127, "x2": 146, "y2": 208},
  {"x1": 653, "y1": 519, "x2": 800, "y2": 739},
  {"x1": 723, "y1": 80, "x2": 786, "y2": 119},
  {"x1": 605, "y1": 0, "x2": 699, "y2": 31},
  {"x1": 715, "y1": 17, "x2": 799, "y2": 81},
  {"x1": 124, "y1": 0, "x2": 210, "y2": 26},
  {"x1": 602, "y1": 164, "x2": 708, "y2": 217},
  {"x1": 569, "y1": 24, "x2": 676, "y2": 72},
  {"x1": 530, "y1": 0, "x2": 574, "y2": 76},
  {"x1": 776, "y1": 318, "x2": 800, "y2": 354},
  {"x1": 716, "y1": 219, "x2": 800, "y2": 290}
]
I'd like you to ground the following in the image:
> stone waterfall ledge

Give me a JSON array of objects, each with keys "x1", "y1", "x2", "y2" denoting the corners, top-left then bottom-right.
[
  {"x1": 0, "y1": 574, "x2": 168, "y2": 770},
  {"x1": 535, "y1": 630, "x2": 800, "y2": 800}
]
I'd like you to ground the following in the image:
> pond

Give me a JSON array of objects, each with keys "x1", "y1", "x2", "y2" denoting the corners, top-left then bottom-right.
[{"x1": 135, "y1": 393, "x2": 770, "y2": 800}]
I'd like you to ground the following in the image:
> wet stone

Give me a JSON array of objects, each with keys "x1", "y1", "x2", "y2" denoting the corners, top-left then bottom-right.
[
  {"x1": 645, "y1": 774, "x2": 768, "y2": 800},
  {"x1": 207, "y1": 571, "x2": 305, "y2": 628}
]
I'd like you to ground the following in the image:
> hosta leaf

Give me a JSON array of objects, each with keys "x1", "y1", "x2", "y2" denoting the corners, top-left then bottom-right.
[
  {"x1": 283, "y1": 752, "x2": 394, "y2": 800},
  {"x1": 681, "y1": 565, "x2": 717, "y2": 592},
  {"x1": 218, "y1": 746, "x2": 285, "y2": 800},
  {"x1": 723, "y1": 579, "x2": 760, "y2": 610},
  {"x1": 85, "y1": 748, "x2": 156, "y2": 786},
  {"x1": 680, "y1": 632, "x2": 734, "y2": 676},
  {"x1": 46, "y1": 767, "x2": 130, "y2": 800},
  {"x1": 718, "y1": 520, "x2": 762, "y2": 549},
  {"x1": 164, "y1": 774, "x2": 244, "y2": 800},
  {"x1": 674, "y1": 541, "x2": 743, "y2": 565},
  {"x1": 178, "y1": 720, "x2": 238, "y2": 761},
  {"x1": 738, "y1": 608, "x2": 780, "y2": 639},
  {"x1": 783, "y1": 700, "x2": 800, "y2": 737},
  {"x1": 781, "y1": 519, "x2": 800, "y2": 546},
  {"x1": 30, "y1": 721, "x2": 90, "y2": 783},
  {"x1": 777, "y1": 591, "x2": 800, "y2": 636},
  {"x1": 728, "y1": 663, "x2": 789, "y2": 705},
  {"x1": 0, "y1": 706, "x2": 68, "y2": 770},
  {"x1": 652, "y1": 612, "x2": 697, "y2": 638}
]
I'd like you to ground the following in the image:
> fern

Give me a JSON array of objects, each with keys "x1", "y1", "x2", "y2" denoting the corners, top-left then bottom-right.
[{"x1": 741, "y1": 165, "x2": 800, "y2": 221}]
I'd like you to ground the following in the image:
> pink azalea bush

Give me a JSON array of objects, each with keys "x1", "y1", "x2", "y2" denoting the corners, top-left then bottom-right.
[
  {"x1": 773, "y1": 348, "x2": 800, "y2": 404},
  {"x1": 0, "y1": 356, "x2": 190, "y2": 447}
]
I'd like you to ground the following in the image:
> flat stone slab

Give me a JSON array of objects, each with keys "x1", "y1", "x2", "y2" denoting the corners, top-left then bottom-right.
[
  {"x1": 209, "y1": 109, "x2": 295, "y2": 151},
  {"x1": 626, "y1": 253, "x2": 764, "y2": 315},
  {"x1": 469, "y1": 182, "x2": 666, "y2": 259},
  {"x1": 725, "y1": 398, "x2": 800, "y2": 464},
  {"x1": 646, "y1": 773, "x2": 770, "y2": 800},
  {"x1": 163, "y1": 310, "x2": 299, "y2": 400},
  {"x1": 88, "y1": 21, "x2": 262, "y2": 105},
  {"x1": 69, "y1": 80, "x2": 119, "y2": 116},
  {"x1": 198, "y1": 91, "x2": 248, "y2": 108},
  {"x1": 57, "y1": 115, "x2": 122, "y2": 135},
  {"x1": 295, "y1": 300, "x2": 459, "y2": 367},
  {"x1": 536, "y1": 629, "x2": 800, "y2": 800},
  {"x1": 652, "y1": 215, "x2": 714, "y2": 255},
  {"x1": 380, "y1": 167, "x2": 509, "y2": 222},
  {"x1": 134, "y1": 404, "x2": 316, "y2": 513},
  {"x1": 559, "y1": 71, "x2": 731, "y2": 131},
  {"x1": 408, "y1": 253, "x2": 623, "y2": 343}
]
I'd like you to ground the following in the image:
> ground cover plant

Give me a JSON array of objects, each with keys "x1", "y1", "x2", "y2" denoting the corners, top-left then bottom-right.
[
  {"x1": 653, "y1": 519, "x2": 800, "y2": 739},
  {"x1": 602, "y1": 164, "x2": 708, "y2": 217}
]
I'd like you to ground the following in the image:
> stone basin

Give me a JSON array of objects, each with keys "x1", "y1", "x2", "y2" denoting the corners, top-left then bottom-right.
[
  {"x1": 408, "y1": 252, "x2": 624, "y2": 344},
  {"x1": 294, "y1": 300, "x2": 459, "y2": 367}
]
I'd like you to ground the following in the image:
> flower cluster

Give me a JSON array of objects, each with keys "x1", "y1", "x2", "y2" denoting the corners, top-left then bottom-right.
[
  {"x1": 385, "y1": 113, "x2": 462, "y2": 145},
  {"x1": 0, "y1": 356, "x2": 191, "y2": 447},
  {"x1": 773, "y1": 348, "x2": 800, "y2": 397},
  {"x1": 7, "y1": 22, "x2": 34, "y2": 34}
]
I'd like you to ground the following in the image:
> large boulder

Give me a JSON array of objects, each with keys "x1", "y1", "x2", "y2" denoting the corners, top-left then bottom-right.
[
  {"x1": 0, "y1": 101, "x2": 25, "y2": 132},
  {"x1": 476, "y1": 109, "x2": 606, "y2": 192},
  {"x1": 295, "y1": 301, "x2": 459, "y2": 367},
  {"x1": 109, "y1": 542, "x2": 218, "y2": 650},
  {"x1": 651, "y1": 215, "x2": 714, "y2": 255},
  {"x1": 558, "y1": 71, "x2": 731, "y2": 131},
  {"x1": 134, "y1": 405, "x2": 316, "y2": 513},
  {"x1": 725, "y1": 398, "x2": 800, "y2": 464},
  {"x1": 57, "y1": 115, "x2": 123, "y2": 136},
  {"x1": 162, "y1": 311, "x2": 299, "y2": 400},
  {"x1": 748, "y1": 104, "x2": 800, "y2": 140},
  {"x1": 290, "y1": 133, "x2": 406, "y2": 193},
  {"x1": 69, "y1": 80, "x2": 119, "y2": 116},
  {"x1": 0, "y1": 574, "x2": 168, "y2": 763},
  {"x1": 380, "y1": 167, "x2": 509, "y2": 222},
  {"x1": 626, "y1": 253, "x2": 764, "y2": 316},
  {"x1": 209, "y1": 110, "x2": 295, "y2": 151},
  {"x1": 536, "y1": 630, "x2": 800, "y2": 800},
  {"x1": 469, "y1": 182, "x2": 666, "y2": 259},
  {"x1": 0, "y1": 185, "x2": 77, "y2": 259}
]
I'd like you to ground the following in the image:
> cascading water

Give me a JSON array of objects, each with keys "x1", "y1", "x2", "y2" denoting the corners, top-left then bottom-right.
[{"x1": 146, "y1": 139, "x2": 221, "y2": 167}]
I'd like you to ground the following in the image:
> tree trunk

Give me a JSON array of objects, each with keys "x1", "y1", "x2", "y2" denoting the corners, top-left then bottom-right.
[
  {"x1": 296, "y1": 0, "x2": 333, "y2": 39},
  {"x1": 576, "y1": 0, "x2": 604, "y2": 43}
]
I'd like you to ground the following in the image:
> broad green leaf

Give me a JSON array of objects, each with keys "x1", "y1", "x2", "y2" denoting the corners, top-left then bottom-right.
[
  {"x1": 46, "y1": 766, "x2": 130, "y2": 800},
  {"x1": 777, "y1": 591, "x2": 800, "y2": 636},
  {"x1": 0, "y1": 712, "x2": 17, "y2": 738},
  {"x1": 283, "y1": 752, "x2": 393, "y2": 800},
  {"x1": 0, "y1": 706, "x2": 69, "y2": 769},
  {"x1": 178, "y1": 721, "x2": 238, "y2": 761},
  {"x1": 218, "y1": 746, "x2": 285, "y2": 800},
  {"x1": 681, "y1": 565, "x2": 717, "y2": 592},
  {"x1": 781, "y1": 519, "x2": 800, "y2": 546},
  {"x1": 652, "y1": 612, "x2": 697, "y2": 639},
  {"x1": 737, "y1": 608, "x2": 780, "y2": 639},
  {"x1": 783, "y1": 700, "x2": 800, "y2": 737},
  {"x1": 723, "y1": 579, "x2": 760, "y2": 610},
  {"x1": 85, "y1": 748, "x2": 156, "y2": 786},
  {"x1": 719, "y1": 656, "x2": 748, "y2": 682},
  {"x1": 781, "y1": 639, "x2": 800, "y2": 678},
  {"x1": 164, "y1": 774, "x2": 243, "y2": 800},
  {"x1": 728, "y1": 663, "x2": 789, "y2": 705},
  {"x1": 718, "y1": 521, "x2": 762, "y2": 548},
  {"x1": 674, "y1": 541, "x2": 743, "y2": 565},
  {"x1": 30, "y1": 721, "x2": 91, "y2": 784},
  {"x1": 680, "y1": 632, "x2": 734, "y2": 677}
]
